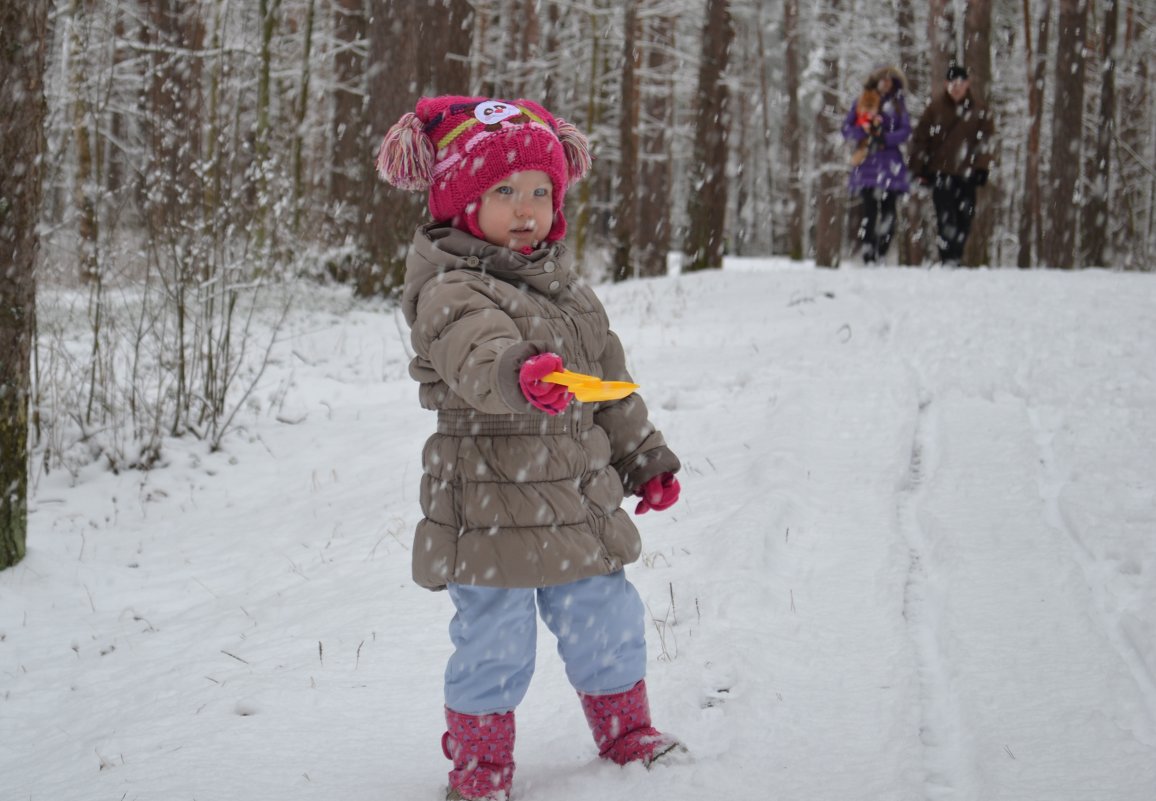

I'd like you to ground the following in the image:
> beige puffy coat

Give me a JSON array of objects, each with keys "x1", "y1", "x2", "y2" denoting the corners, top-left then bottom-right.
[{"x1": 401, "y1": 223, "x2": 680, "y2": 590}]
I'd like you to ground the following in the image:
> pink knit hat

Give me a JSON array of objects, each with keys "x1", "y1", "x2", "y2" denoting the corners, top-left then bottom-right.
[{"x1": 376, "y1": 96, "x2": 592, "y2": 243}]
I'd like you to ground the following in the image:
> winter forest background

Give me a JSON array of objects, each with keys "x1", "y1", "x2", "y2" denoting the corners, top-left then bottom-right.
[{"x1": 1, "y1": 0, "x2": 1155, "y2": 568}]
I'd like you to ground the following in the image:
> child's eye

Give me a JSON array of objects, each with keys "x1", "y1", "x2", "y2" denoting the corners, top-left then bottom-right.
[
  {"x1": 494, "y1": 186, "x2": 513, "y2": 196},
  {"x1": 534, "y1": 188, "x2": 550, "y2": 197}
]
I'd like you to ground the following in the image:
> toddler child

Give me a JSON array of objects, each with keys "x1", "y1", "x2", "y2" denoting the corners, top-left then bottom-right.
[{"x1": 376, "y1": 95, "x2": 683, "y2": 801}]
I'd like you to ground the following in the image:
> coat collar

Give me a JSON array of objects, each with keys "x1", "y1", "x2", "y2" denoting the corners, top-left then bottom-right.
[{"x1": 403, "y1": 223, "x2": 574, "y2": 324}]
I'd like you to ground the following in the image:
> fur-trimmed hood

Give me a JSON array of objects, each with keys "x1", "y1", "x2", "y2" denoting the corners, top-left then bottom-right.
[{"x1": 867, "y1": 65, "x2": 908, "y2": 95}]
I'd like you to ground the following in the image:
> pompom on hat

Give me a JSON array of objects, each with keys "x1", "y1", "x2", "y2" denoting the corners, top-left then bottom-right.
[{"x1": 376, "y1": 96, "x2": 592, "y2": 244}]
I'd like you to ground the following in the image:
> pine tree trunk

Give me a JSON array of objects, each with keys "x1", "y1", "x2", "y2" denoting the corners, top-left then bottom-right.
[
  {"x1": 1046, "y1": 0, "x2": 1089, "y2": 269},
  {"x1": 638, "y1": 11, "x2": 673, "y2": 278},
  {"x1": 291, "y1": 0, "x2": 317, "y2": 235},
  {"x1": 330, "y1": 0, "x2": 366, "y2": 255},
  {"x1": 813, "y1": 0, "x2": 843, "y2": 269},
  {"x1": 929, "y1": 0, "x2": 957, "y2": 84},
  {"x1": 1019, "y1": 0, "x2": 1051, "y2": 268},
  {"x1": 1117, "y1": 2, "x2": 1151, "y2": 268},
  {"x1": 613, "y1": 0, "x2": 640, "y2": 281},
  {"x1": 782, "y1": 0, "x2": 804, "y2": 260},
  {"x1": 963, "y1": 0, "x2": 994, "y2": 267},
  {"x1": 683, "y1": 0, "x2": 733, "y2": 272},
  {"x1": 896, "y1": 0, "x2": 926, "y2": 266},
  {"x1": 1, "y1": 0, "x2": 50, "y2": 570},
  {"x1": 363, "y1": 0, "x2": 474, "y2": 296},
  {"x1": 1081, "y1": 0, "x2": 1117, "y2": 267},
  {"x1": 70, "y1": 0, "x2": 100, "y2": 284}
]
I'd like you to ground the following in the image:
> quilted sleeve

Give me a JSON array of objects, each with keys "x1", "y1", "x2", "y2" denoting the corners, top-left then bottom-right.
[{"x1": 410, "y1": 275, "x2": 539, "y2": 414}]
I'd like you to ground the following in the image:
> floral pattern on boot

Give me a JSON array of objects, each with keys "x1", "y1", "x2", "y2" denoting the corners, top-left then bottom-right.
[
  {"x1": 442, "y1": 708, "x2": 515, "y2": 801},
  {"x1": 579, "y1": 680, "x2": 683, "y2": 767}
]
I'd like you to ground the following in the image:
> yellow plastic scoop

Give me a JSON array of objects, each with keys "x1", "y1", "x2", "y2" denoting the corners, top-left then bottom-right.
[{"x1": 543, "y1": 370, "x2": 639, "y2": 402}]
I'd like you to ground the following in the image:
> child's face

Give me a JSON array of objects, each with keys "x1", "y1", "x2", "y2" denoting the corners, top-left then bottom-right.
[{"x1": 476, "y1": 170, "x2": 554, "y2": 251}]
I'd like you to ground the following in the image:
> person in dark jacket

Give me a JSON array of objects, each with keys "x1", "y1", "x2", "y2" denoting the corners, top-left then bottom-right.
[
  {"x1": 908, "y1": 64, "x2": 997, "y2": 266},
  {"x1": 377, "y1": 96, "x2": 683, "y2": 801},
  {"x1": 842, "y1": 65, "x2": 912, "y2": 264}
]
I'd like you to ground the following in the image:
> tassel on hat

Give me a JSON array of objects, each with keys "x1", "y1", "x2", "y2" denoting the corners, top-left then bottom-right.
[{"x1": 376, "y1": 112, "x2": 435, "y2": 190}]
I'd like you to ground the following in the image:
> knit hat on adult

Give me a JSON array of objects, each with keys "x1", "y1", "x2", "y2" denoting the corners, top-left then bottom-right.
[
  {"x1": 946, "y1": 64, "x2": 970, "y2": 82},
  {"x1": 376, "y1": 96, "x2": 592, "y2": 244}
]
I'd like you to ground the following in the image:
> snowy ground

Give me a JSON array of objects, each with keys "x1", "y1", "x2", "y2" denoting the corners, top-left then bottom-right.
[{"x1": 3, "y1": 259, "x2": 1155, "y2": 801}]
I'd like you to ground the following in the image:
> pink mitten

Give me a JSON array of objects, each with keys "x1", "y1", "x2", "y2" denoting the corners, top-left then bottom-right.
[
  {"x1": 519, "y1": 353, "x2": 573, "y2": 415},
  {"x1": 635, "y1": 473, "x2": 680, "y2": 514}
]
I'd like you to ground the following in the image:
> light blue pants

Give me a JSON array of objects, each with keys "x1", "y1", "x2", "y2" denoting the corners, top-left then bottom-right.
[{"x1": 444, "y1": 571, "x2": 648, "y2": 715}]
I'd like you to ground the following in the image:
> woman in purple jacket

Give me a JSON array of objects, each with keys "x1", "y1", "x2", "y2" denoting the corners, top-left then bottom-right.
[{"x1": 842, "y1": 65, "x2": 911, "y2": 264}]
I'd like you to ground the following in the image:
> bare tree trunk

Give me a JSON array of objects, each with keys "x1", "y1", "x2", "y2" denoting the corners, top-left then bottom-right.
[
  {"x1": 70, "y1": 0, "x2": 100, "y2": 284},
  {"x1": 1082, "y1": 0, "x2": 1117, "y2": 267},
  {"x1": 364, "y1": 0, "x2": 474, "y2": 296},
  {"x1": 1, "y1": 0, "x2": 50, "y2": 570},
  {"x1": 638, "y1": 9, "x2": 673, "y2": 277},
  {"x1": 754, "y1": 4, "x2": 776, "y2": 255},
  {"x1": 929, "y1": 0, "x2": 957, "y2": 84},
  {"x1": 291, "y1": 0, "x2": 317, "y2": 235},
  {"x1": 1117, "y1": 1, "x2": 1151, "y2": 268},
  {"x1": 142, "y1": 2, "x2": 205, "y2": 233},
  {"x1": 963, "y1": 0, "x2": 994, "y2": 266},
  {"x1": 573, "y1": 2, "x2": 608, "y2": 263},
  {"x1": 813, "y1": 0, "x2": 843, "y2": 269},
  {"x1": 542, "y1": 2, "x2": 562, "y2": 110},
  {"x1": 782, "y1": 0, "x2": 804, "y2": 260},
  {"x1": 331, "y1": 0, "x2": 367, "y2": 257},
  {"x1": 1046, "y1": 0, "x2": 1089, "y2": 269},
  {"x1": 613, "y1": 0, "x2": 640, "y2": 281},
  {"x1": 897, "y1": 0, "x2": 925, "y2": 265},
  {"x1": 684, "y1": 0, "x2": 734, "y2": 272},
  {"x1": 1019, "y1": 0, "x2": 1051, "y2": 268}
]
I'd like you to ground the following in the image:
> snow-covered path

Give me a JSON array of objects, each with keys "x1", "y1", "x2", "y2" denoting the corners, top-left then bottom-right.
[{"x1": 3, "y1": 264, "x2": 1155, "y2": 801}]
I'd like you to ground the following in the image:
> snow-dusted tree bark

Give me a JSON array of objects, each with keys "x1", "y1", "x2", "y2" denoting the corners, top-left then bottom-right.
[
  {"x1": 683, "y1": 0, "x2": 733, "y2": 271},
  {"x1": 141, "y1": 2, "x2": 205, "y2": 235},
  {"x1": 1046, "y1": 0, "x2": 1089, "y2": 269},
  {"x1": 613, "y1": 0, "x2": 641, "y2": 280},
  {"x1": 896, "y1": 0, "x2": 926, "y2": 266},
  {"x1": 363, "y1": 0, "x2": 474, "y2": 295},
  {"x1": 1082, "y1": 0, "x2": 1118, "y2": 267},
  {"x1": 1019, "y1": 0, "x2": 1051, "y2": 269},
  {"x1": 638, "y1": 9, "x2": 674, "y2": 278},
  {"x1": 1117, "y1": 2, "x2": 1152, "y2": 268},
  {"x1": 963, "y1": 0, "x2": 994, "y2": 267},
  {"x1": 69, "y1": 0, "x2": 100, "y2": 284},
  {"x1": 781, "y1": 0, "x2": 804, "y2": 260},
  {"x1": 330, "y1": 0, "x2": 367, "y2": 252},
  {"x1": 1, "y1": 0, "x2": 50, "y2": 570},
  {"x1": 813, "y1": 0, "x2": 843, "y2": 269},
  {"x1": 928, "y1": 0, "x2": 957, "y2": 84}
]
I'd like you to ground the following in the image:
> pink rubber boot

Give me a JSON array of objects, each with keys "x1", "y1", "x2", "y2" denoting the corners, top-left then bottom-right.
[
  {"x1": 441, "y1": 708, "x2": 516, "y2": 801},
  {"x1": 578, "y1": 680, "x2": 682, "y2": 767}
]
